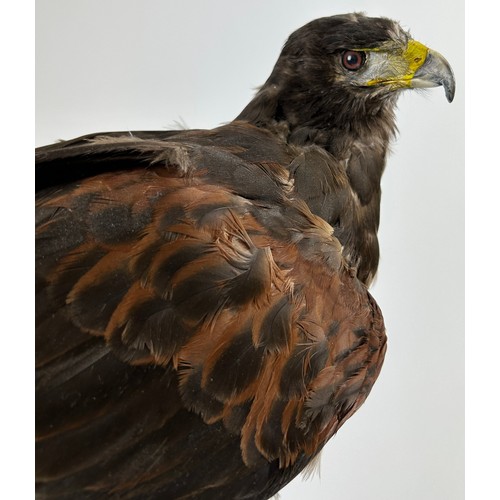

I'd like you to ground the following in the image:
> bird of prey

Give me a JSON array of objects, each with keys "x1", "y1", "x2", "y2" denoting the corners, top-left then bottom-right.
[{"x1": 35, "y1": 13, "x2": 455, "y2": 499}]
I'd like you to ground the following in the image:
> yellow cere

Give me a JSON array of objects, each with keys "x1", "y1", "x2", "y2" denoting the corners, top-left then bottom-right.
[
  {"x1": 404, "y1": 40, "x2": 429, "y2": 75},
  {"x1": 364, "y1": 39, "x2": 429, "y2": 88}
]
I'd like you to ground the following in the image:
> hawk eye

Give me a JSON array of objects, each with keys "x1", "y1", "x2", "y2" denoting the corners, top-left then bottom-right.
[{"x1": 341, "y1": 50, "x2": 366, "y2": 71}]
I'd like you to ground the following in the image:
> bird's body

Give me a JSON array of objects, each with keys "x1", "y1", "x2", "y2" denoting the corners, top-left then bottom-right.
[{"x1": 35, "y1": 13, "x2": 455, "y2": 499}]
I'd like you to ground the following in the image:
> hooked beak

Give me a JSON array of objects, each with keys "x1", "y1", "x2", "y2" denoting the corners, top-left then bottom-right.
[
  {"x1": 364, "y1": 39, "x2": 456, "y2": 102},
  {"x1": 411, "y1": 47, "x2": 456, "y2": 102}
]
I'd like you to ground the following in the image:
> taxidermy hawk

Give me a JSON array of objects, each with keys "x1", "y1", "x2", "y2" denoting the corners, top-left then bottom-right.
[{"x1": 36, "y1": 13, "x2": 455, "y2": 499}]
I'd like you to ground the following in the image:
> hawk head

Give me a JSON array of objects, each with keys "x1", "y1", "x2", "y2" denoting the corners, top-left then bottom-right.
[{"x1": 238, "y1": 13, "x2": 455, "y2": 133}]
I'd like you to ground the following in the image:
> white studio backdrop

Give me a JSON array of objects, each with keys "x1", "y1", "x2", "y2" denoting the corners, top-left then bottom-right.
[{"x1": 36, "y1": 1, "x2": 464, "y2": 499}]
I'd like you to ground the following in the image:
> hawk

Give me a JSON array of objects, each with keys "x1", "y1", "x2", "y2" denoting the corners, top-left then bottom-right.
[{"x1": 36, "y1": 13, "x2": 455, "y2": 499}]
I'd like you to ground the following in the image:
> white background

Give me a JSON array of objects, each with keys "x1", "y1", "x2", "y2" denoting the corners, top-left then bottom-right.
[{"x1": 36, "y1": 1, "x2": 464, "y2": 499}]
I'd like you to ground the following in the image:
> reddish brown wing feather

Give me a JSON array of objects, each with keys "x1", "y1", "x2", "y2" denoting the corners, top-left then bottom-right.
[{"x1": 36, "y1": 132, "x2": 386, "y2": 497}]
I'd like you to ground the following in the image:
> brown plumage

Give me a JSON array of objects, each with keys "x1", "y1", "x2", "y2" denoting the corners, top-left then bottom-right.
[{"x1": 35, "y1": 13, "x2": 455, "y2": 499}]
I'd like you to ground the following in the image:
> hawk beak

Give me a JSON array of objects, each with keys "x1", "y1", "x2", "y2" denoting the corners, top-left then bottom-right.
[
  {"x1": 365, "y1": 40, "x2": 456, "y2": 103},
  {"x1": 411, "y1": 46, "x2": 456, "y2": 102}
]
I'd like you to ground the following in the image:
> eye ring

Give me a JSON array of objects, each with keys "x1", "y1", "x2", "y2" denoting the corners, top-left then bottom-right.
[{"x1": 341, "y1": 50, "x2": 366, "y2": 71}]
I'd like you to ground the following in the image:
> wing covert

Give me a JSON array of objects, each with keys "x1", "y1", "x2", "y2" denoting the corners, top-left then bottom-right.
[{"x1": 36, "y1": 134, "x2": 386, "y2": 495}]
